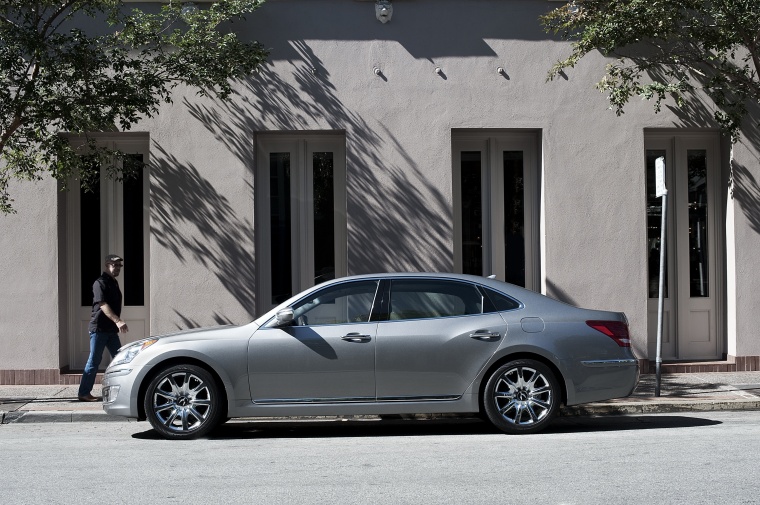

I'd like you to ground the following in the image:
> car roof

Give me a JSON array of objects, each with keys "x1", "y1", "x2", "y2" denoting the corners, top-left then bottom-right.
[{"x1": 329, "y1": 272, "x2": 538, "y2": 296}]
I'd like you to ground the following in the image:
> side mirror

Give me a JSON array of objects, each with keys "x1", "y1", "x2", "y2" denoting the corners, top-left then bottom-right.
[{"x1": 274, "y1": 307, "x2": 294, "y2": 327}]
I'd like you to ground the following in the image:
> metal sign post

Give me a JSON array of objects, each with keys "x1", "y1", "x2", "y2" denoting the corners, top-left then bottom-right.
[{"x1": 654, "y1": 156, "x2": 667, "y2": 397}]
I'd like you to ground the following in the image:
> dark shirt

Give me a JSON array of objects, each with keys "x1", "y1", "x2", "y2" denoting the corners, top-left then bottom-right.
[{"x1": 88, "y1": 272, "x2": 122, "y2": 333}]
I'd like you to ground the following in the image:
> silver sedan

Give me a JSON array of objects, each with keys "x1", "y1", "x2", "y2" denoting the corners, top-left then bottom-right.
[{"x1": 102, "y1": 273, "x2": 639, "y2": 439}]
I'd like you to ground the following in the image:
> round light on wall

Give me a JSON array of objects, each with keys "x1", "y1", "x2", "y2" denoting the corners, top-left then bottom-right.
[{"x1": 376, "y1": 0, "x2": 393, "y2": 23}]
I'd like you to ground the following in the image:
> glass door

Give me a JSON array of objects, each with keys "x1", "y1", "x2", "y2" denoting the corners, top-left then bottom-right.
[
  {"x1": 256, "y1": 134, "x2": 347, "y2": 311},
  {"x1": 645, "y1": 134, "x2": 721, "y2": 360},
  {"x1": 67, "y1": 138, "x2": 150, "y2": 369},
  {"x1": 453, "y1": 132, "x2": 539, "y2": 290}
]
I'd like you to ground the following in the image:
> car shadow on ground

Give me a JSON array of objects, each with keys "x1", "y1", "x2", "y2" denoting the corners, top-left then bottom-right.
[{"x1": 131, "y1": 415, "x2": 721, "y2": 440}]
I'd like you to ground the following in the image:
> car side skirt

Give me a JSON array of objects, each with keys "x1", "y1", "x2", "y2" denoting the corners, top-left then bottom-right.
[{"x1": 228, "y1": 394, "x2": 479, "y2": 417}]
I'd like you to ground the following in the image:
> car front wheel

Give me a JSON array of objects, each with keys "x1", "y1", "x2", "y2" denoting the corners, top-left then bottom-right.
[
  {"x1": 483, "y1": 359, "x2": 560, "y2": 434},
  {"x1": 144, "y1": 364, "x2": 222, "y2": 440}
]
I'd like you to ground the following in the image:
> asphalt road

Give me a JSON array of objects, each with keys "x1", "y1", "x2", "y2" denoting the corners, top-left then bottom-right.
[{"x1": 1, "y1": 412, "x2": 758, "y2": 505}]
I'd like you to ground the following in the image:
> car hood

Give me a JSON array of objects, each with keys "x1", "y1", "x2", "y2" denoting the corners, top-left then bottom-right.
[{"x1": 153, "y1": 322, "x2": 259, "y2": 344}]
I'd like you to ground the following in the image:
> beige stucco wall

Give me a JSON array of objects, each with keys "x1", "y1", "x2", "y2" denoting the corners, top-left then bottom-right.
[
  {"x1": 729, "y1": 136, "x2": 760, "y2": 356},
  {"x1": 0, "y1": 178, "x2": 60, "y2": 368}
]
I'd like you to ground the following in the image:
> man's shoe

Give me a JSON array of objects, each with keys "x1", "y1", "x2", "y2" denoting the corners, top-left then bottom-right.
[{"x1": 78, "y1": 394, "x2": 100, "y2": 402}]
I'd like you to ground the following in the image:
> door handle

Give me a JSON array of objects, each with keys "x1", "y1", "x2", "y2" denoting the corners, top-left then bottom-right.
[
  {"x1": 469, "y1": 331, "x2": 501, "y2": 341},
  {"x1": 341, "y1": 333, "x2": 372, "y2": 342}
]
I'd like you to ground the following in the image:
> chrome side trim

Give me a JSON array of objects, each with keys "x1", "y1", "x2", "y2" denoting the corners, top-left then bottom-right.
[
  {"x1": 377, "y1": 395, "x2": 461, "y2": 402},
  {"x1": 255, "y1": 397, "x2": 376, "y2": 405},
  {"x1": 254, "y1": 395, "x2": 461, "y2": 405},
  {"x1": 581, "y1": 359, "x2": 638, "y2": 368}
]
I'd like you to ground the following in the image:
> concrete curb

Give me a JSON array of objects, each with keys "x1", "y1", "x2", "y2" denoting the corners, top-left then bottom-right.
[
  {"x1": 2, "y1": 410, "x2": 130, "y2": 424},
  {"x1": 560, "y1": 399, "x2": 760, "y2": 416}
]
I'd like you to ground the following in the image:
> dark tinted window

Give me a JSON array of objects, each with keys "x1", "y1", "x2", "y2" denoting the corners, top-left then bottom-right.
[
  {"x1": 291, "y1": 280, "x2": 379, "y2": 326},
  {"x1": 389, "y1": 280, "x2": 483, "y2": 320},
  {"x1": 483, "y1": 287, "x2": 521, "y2": 312},
  {"x1": 123, "y1": 154, "x2": 145, "y2": 306}
]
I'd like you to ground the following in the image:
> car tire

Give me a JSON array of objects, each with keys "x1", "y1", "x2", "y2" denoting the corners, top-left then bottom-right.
[
  {"x1": 483, "y1": 359, "x2": 560, "y2": 435},
  {"x1": 144, "y1": 364, "x2": 222, "y2": 440}
]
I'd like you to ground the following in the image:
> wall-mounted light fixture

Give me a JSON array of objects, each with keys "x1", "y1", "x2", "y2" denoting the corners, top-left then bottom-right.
[{"x1": 376, "y1": 0, "x2": 392, "y2": 23}]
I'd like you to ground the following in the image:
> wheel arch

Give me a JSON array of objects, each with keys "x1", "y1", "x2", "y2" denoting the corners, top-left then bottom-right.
[
  {"x1": 477, "y1": 352, "x2": 568, "y2": 414},
  {"x1": 136, "y1": 356, "x2": 230, "y2": 421}
]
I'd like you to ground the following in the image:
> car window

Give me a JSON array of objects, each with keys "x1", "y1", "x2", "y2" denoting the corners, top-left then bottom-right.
[
  {"x1": 291, "y1": 280, "x2": 379, "y2": 326},
  {"x1": 483, "y1": 287, "x2": 521, "y2": 312},
  {"x1": 389, "y1": 279, "x2": 483, "y2": 320}
]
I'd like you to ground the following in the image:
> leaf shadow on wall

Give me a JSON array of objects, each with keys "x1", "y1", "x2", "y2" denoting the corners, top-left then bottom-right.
[
  {"x1": 183, "y1": 40, "x2": 452, "y2": 276},
  {"x1": 151, "y1": 143, "x2": 256, "y2": 327},
  {"x1": 731, "y1": 102, "x2": 760, "y2": 237}
]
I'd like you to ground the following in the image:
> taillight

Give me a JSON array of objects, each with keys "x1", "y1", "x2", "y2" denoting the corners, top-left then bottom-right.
[{"x1": 586, "y1": 320, "x2": 631, "y2": 347}]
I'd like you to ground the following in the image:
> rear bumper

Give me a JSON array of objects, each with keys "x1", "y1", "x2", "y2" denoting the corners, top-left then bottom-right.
[{"x1": 565, "y1": 358, "x2": 640, "y2": 406}]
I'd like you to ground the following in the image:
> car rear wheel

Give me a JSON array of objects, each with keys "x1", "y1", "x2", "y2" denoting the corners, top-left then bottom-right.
[
  {"x1": 144, "y1": 364, "x2": 222, "y2": 440},
  {"x1": 483, "y1": 359, "x2": 560, "y2": 434}
]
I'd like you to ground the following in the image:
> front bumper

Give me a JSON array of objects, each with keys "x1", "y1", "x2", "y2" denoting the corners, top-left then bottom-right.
[{"x1": 101, "y1": 365, "x2": 146, "y2": 419}]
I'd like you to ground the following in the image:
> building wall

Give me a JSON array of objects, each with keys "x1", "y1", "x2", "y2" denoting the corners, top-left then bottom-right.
[
  {"x1": 1, "y1": 0, "x2": 758, "y2": 381},
  {"x1": 0, "y1": 178, "x2": 61, "y2": 370},
  {"x1": 730, "y1": 136, "x2": 760, "y2": 357}
]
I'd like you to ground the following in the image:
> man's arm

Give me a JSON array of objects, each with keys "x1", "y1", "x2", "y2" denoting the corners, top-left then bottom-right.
[{"x1": 100, "y1": 302, "x2": 129, "y2": 333}]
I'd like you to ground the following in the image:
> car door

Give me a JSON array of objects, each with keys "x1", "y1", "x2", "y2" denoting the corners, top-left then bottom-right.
[
  {"x1": 248, "y1": 279, "x2": 380, "y2": 403},
  {"x1": 375, "y1": 278, "x2": 507, "y2": 400}
]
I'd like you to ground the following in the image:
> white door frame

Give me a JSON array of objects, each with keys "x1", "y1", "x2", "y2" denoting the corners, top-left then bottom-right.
[
  {"x1": 645, "y1": 132, "x2": 723, "y2": 360},
  {"x1": 255, "y1": 133, "x2": 347, "y2": 313},
  {"x1": 66, "y1": 136, "x2": 150, "y2": 369},
  {"x1": 452, "y1": 131, "x2": 540, "y2": 290}
]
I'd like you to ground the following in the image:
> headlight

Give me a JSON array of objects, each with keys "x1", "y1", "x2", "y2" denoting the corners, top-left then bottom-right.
[{"x1": 110, "y1": 338, "x2": 158, "y2": 367}]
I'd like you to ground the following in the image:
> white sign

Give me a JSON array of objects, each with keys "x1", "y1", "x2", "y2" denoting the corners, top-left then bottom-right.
[{"x1": 655, "y1": 157, "x2": 667, "y2": 197}]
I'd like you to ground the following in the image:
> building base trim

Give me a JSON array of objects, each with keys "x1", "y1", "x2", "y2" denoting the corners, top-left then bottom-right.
[
  {"x1": 0, "y1": 369, "x2": 104, "y2": 385},
  {"x1": 639, "y1": 355, "x2": 760, "y2": 374}
]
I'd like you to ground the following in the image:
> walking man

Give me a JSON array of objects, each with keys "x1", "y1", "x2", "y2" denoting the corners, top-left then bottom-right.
[{"x1": 78, "y1": 254, "x2": 129, "y2": 402}]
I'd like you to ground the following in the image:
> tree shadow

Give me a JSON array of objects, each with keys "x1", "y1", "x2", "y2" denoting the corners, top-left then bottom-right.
[
  {"x1": 732, "y1": 102, "x2": 760, "y2": 236},
  {"x1": 150, "y1": 143, "x2": 255, "y2": 325},
  {"x1": 183, "y1": 40, "x2": 452, "y2": 277}
]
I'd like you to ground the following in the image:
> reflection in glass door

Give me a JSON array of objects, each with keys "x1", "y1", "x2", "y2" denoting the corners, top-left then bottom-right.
[
  {"x1": 453, "y1": 132, "x2": 538, "y2": 290},
  {"x1": 645, "y1": 134, "x2": 721, "y2": 360}
]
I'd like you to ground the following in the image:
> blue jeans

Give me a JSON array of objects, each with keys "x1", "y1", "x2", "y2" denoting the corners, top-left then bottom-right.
[{"x1": 78, "y1": 332, "x2": 122, "y2": 397}]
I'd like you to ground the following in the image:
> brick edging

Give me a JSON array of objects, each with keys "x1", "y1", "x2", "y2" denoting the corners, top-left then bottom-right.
[
  {"x1": 0, "y1": 369, "x2": 104, "y2": 385},
  {"x1": 638, "y1": 355, "x2": 760, "y2": 374}
]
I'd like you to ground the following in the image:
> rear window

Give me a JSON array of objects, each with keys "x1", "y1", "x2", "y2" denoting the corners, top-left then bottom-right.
[
  {"x1": 483, "y1": 287, "x2": 521, "y2": 312},
  {"x1": 389, "y1": 279, "x2": 483, "y2": 320}
]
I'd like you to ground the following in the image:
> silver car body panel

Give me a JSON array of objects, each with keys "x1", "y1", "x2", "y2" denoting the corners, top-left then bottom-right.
[
  {"x1": 102, "y1": 273, "x2": 639, "y2": 420},
  {"x1": 375, "y1": 313, "x2": 506, "y2": 400},
  {"x1": 248, "y1": 322, "x2": 377, "y2": 403}
]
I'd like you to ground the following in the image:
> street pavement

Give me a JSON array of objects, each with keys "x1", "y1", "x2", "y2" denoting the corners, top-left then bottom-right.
[{"x1": 1, "y1": 371, "x2": 759, "y2": 424}]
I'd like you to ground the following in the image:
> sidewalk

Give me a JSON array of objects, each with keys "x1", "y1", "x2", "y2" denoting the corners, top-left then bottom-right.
[{"x1": 1, "y1": 371, "x2": 759, "y2": 424}]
